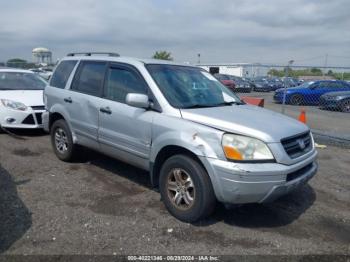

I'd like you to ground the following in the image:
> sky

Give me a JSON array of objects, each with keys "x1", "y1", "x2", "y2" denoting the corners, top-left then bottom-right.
[{"x1": 0, "y1": 0, "x2": 349, "y2": 66}]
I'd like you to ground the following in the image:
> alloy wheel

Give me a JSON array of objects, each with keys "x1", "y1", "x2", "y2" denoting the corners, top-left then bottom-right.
[
  {"x1": 54, "y1": 128, "x2": 68, "y2": 153},
  {"x1": 342, "y1": 100, "x2": 350, "y2": 113},
  {"x1": 166, "y1": 168, "x2": 195, "y2": 210}
]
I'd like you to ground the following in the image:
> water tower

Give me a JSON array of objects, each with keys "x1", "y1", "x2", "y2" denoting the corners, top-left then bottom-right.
[{"x1": 32, "y1": 47, "x2": 52, "y2": 65}]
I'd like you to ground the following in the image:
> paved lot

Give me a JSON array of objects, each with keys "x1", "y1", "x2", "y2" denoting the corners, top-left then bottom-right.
[
  {"x1": 0, "y1": 130, "x2": 349, "y2": 255},
  {"x1": 240, "y1": 92, "x2": 350, "y2": 139}
]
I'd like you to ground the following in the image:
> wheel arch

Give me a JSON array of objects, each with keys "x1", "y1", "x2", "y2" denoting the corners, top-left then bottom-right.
[
  {"x1": 150, "y1": 145, "x2": 207, "y2": 189},
  {"x1": 289, "y1": 93, "x2": 304, "y2": 104},
  {"x1": 49, "y1": 112, "x2": 65, "y2": 130},
  {"x1": 48, "y1": 105, "x2": 76, "y2": 143}
]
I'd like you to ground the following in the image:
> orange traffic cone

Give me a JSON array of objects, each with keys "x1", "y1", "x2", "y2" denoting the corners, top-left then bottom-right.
[{"x1": 298, "y1": 109, "x2": 307, "y2": 124}]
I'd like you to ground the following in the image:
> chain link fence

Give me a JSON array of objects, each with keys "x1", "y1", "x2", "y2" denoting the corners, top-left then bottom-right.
[{"x1": 237, "y1": 75, "x2": 350, "y2": 147}]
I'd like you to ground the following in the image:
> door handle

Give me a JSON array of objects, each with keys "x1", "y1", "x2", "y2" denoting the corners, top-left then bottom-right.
[
  {"x1": 64, "y1": 97, "x2": 72, "y2": 103},
  {"x1": 100, "y1": 106, "x2": 112, "y2": 114}
]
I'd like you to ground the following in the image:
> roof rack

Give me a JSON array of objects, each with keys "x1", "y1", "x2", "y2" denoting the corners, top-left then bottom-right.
[{"x1": 67, "y1": 52, "x2": 120, "y2": 57}]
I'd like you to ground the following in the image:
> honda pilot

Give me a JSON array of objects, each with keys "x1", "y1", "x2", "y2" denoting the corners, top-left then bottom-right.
[{"x1": 43, "y1": 52, "x2": 318, "y2": 222}]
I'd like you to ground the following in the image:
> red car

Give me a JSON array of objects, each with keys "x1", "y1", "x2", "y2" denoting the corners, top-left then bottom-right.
[{"x1": 214, "y1": 74, "x2": 236, "y2": 90}]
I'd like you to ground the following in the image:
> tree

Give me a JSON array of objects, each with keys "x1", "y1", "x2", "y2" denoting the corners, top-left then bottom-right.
[
  {"x1": 326, "y1": 70, "x2": 334, "y2": 76},
  {"x1": 152, "y1": 51, "x2": 173, "y2": 61},
  {"x1": 310, "y1": 67, "x2": 322, "y2": 75},
  {"x1": 268, "y1": 69, "x2": 284, "y2": 77},
  {"x1": 6, "y1": 58, "x2": 28, "y2": 68}
]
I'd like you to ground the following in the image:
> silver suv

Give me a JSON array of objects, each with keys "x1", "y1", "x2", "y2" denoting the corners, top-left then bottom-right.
[{"x1": 43, "y1": 52, "x2": 318, "y2": 222}]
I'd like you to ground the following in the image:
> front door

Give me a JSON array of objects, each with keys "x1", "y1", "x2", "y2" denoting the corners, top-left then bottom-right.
[{"x1": 98, "y1": 63, "x2": 154, "y2": 170}]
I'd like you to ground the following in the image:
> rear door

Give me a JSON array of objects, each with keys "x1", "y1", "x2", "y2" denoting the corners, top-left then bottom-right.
[
  {"x1": 46, "y1": 60, "x2": 78, "y2": 113},
  {"x1": 310, "y1": 81, "x2": 332, "y2": 104},
  {"x1": 98, "y1": 63, "x2": 154, "y2": 169},
  {"x1": 68, "y1": 60, "x2": 107, "y2": 149}
]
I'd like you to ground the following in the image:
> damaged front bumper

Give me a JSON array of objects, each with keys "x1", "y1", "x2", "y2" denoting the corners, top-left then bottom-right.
[{"x1": 199, "y1": 149, "x2": 318, "y2": 204}]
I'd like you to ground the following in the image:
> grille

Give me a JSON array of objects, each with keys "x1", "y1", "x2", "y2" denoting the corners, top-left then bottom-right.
[
  {"x1": 35, "y1": 113, "x2": 43, "y2": 124},
  {"x1": 22, "y1": 115, "x2": 35, "y2": 124},
  {"x1": 286, "y1": 163, "x2": 313, "y2": 182},
  {"x1": 281, "y1": 132, "x2": 312, "y2": 159},
  {"x1": 31, "y1": 105, "x2": 45, "y2": 110}
]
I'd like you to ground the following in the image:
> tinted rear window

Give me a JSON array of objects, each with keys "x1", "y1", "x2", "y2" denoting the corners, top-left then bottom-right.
[
  {"x1": 50, "y1": 60, "x2": 77, "y2": 89},
  {"x1": 71, "y1": 61, "x2": 106, "y2": 96}
]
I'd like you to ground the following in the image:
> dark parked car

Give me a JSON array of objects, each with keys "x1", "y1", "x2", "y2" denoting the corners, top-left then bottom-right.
[
  {"x1": 320, "y1": 91, "x2": 350, "y2": 112},
  {"x1": 214, "y1": 74, "x2": 235, "y2": 90},
  {"x1": 252, "y1": 77, "x2": 274, "y2": 92},
  {"x1": 228, "y1": 76, "x2": 252, "y2": 92},
  {"x1": 283, "y1": 77, "x2": 300, "y2": 87},
  {"x1": 273, "y1": 80, "x2": 350, "y2": 105},
  {"x1": 267, "y1": 78, "x2": 284, "y2": 91}
]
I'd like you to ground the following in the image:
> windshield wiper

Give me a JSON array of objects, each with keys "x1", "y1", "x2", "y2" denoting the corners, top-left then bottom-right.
[
  {"x1": 214, "y1": 101, "x2": 244, "y2": 106},
  {"x1": 182, "y1": 104, "x2": 216, "y2": 109}
]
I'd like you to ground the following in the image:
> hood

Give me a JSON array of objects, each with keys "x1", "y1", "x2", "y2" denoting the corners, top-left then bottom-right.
[
  {"x1": 0, "y1": 90, "x2": 44, "y2": 106},
  {"x1": 322, "y1": 91, "x2": 350, "y2": 97},
  {"x1": 180, "y1": 105, "x2": 308, "y2": 143}
]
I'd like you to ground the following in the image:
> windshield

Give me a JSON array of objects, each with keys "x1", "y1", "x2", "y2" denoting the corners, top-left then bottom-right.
[
  {"x1": 0, "y1": 72, "x2": 47, "y2": 90},
  {"x1": 146, "y1": 64, "x2": 242, "y2": 109},
  {"x1": 297, "y1": 81, "x2": 314, "y2": 88}
]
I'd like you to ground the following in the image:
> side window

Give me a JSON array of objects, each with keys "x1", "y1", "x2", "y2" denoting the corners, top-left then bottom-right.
[
  {"x1": 335, "y1": 82, "x2": 346, "y2": 88},
  {"x1": 50, "y1": 60, "x2": 77, "y2": 89},
  {"x1": 71, "y1": 61, "x2": 106, "y2": 96},
  {"x1": 328, "y1": 82, "x2": 341, "y2": 89},
  {"x1": 317, "y1": 82, "x2": 328, "y2": 89},
  {"x1": 103, "y1": 66, "x2": 147, "y2": 103}
]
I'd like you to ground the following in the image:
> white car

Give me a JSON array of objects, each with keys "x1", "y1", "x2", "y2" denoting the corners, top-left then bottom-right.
[
  {"x1": 0, "y1": 68, "x2": 47, "y2": 130},
  {"x1": 29, "y1": 68, "x2": 53, "y2": 80}
]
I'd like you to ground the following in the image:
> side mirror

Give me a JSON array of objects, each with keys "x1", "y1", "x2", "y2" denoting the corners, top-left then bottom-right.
[{"x1": 126, "y1": 93, "x2": 150, "y2": 109}]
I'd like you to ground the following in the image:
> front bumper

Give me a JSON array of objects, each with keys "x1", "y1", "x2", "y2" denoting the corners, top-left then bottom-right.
[
  {"x1": 235, "y1": 87, "x2": 252, "y2": 92},
  {"x1": 0, "y1": 107, "x2": 44, "y2": 129},
  {"x1": 273, "y1": 93, "x2": 283, "y2": 103},
  {"x1": 200, "y1": 149, "x2": 318, "y2": 204},
  {"x1": 255, "y1": 87, "x2": 272, "y2": 92},
  {"x1": 42, "y1": 111, "x2": 50, "y2": 132}
]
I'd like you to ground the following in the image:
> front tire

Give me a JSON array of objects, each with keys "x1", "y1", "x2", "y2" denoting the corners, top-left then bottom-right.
[
  {"x1": 50, "y1": 119, "x2": 77, "y2": 161},
  {"x1": 290, "y1": 94, "x2": 304, "y2": 105},
  {"x1": 340, "y1": 99, "x2": 350, "y2": 113},
  {"x1": 159, "y1": 154, "x2": 216, "y2": 222}
]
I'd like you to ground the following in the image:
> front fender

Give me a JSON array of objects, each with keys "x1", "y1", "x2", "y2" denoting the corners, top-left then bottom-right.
[{"x1": 150, "y1": 129, "x2": 225, "y2": 163}]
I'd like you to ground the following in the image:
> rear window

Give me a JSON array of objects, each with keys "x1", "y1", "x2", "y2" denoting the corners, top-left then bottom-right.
[
  {"x1": 50, "y1": 60, "x2": 77, "y2": 89},
  {"x1": 71, "y1": 61, "x2": 106, "y2": 96}
]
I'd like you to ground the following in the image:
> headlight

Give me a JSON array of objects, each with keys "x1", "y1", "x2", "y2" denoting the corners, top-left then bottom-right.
[
  {"x1": 1, "y1": 99, "x2": 28, "y2": 111},
  {"x1": 222, "y1": 134, "x2": 274, "y2": 161}
]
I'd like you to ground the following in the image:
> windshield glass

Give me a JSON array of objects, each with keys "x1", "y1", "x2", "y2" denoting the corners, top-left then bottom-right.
[
  {"x1": 297, "y1": 81, "x2": 314, "y2": 88},
  {"x1": 146, "y1": 64, "x2": 242, "y2": 109},
  {"x1": 0, "y1": 72, "x2": 47, "y2": 90}
]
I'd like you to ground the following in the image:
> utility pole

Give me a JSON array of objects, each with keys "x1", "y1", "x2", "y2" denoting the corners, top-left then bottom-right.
[
  {"x1": 282, "y1": 60, "x2": 294, "y2": 114},
  {"x1": 323, "y1": 53, "x2": 328, "y2": 78}
]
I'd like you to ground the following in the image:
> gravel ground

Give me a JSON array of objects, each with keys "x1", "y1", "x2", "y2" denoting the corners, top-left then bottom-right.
[{"x1": 0, "y1": 130, "x2": 349, "y2": 256}]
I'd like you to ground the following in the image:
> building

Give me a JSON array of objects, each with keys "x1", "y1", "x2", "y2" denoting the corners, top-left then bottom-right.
[
  {"x1": 32, "y1": 47, "x2": 52, "y2": 65},
  {"x1": 197, "y1": 63, "x2": 269, "y2": 78}
]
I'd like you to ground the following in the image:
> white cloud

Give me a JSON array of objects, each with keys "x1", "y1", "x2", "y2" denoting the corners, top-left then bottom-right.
[{"x1": 0, "y1": 0, "x2": 349, "y2": 66}]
